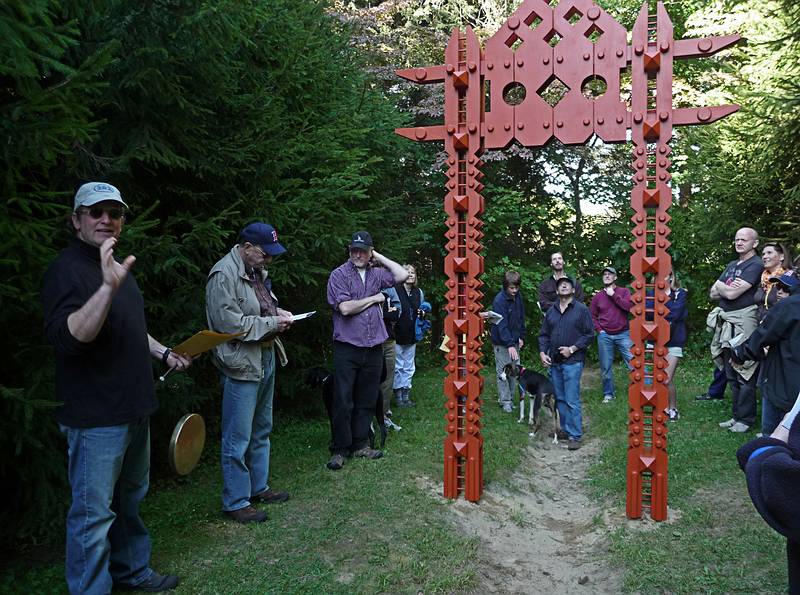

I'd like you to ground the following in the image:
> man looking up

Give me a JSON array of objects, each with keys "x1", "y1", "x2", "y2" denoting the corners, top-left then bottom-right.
[
  {"x1": 710, "y1": 227, "x2": 763, "y2": 433},
  {"x1": 206, "y1": 222, "x2": 293, "y2": 524},
  {"x1": 538, "y1": 277, "x2": 595, "y2": 451},
  {"x1": 537, "y1": 251, "x2": 585, "y2": 312},
  {"x1": 42, "y1": 182, "x2": 191, "y2": 594},
  {"x1": 325, "y1": 231, "x2": 408, "y2": 470},
  {"x1": 590, "y1": 266, "x2": 634, "y2": 403}
]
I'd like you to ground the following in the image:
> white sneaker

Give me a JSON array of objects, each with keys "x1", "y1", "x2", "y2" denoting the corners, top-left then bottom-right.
[
  {"x1": 719, "y1": 418, "x2": 736, "y2": 428},
  {"x1": 502, "y1": 403, "x2": 513, "y2": 413},
  {"x1": 602, "y1": 395, "x2": 615, "y2": 404},
  {"x1": 729, "y1": 422, "x2": 751, "y2": 433}
]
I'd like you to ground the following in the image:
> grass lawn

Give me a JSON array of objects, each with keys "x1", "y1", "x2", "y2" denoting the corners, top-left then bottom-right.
[{"x1": 2, "y1": 354, "x2": 788, "y2": 593}]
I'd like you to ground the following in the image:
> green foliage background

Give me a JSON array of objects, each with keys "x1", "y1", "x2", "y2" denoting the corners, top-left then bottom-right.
[{"x1": 3, "y1": 0, "x2": 799, "y2": 548}]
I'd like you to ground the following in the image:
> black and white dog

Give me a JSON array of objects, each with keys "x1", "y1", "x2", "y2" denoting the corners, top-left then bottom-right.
[
  {"x1": 502, "y1": 363, "x2": 560, "y2": 443},
  {"x1": 304, "y1": 366, "x2": 388, "y2": 449}
]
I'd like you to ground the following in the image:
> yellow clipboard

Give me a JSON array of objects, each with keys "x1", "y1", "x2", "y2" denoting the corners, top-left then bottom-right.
[{"x1": 172, "y1": 330, "x2": 245, "y2": 358}]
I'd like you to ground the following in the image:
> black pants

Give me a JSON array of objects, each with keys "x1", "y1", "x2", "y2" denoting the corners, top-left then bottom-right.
[
  {"x1": 724, "y1": 352, "x2": 759, "y2": 426},
  {"x1": 330, "y1": 341, "x2": 383, "y2": 455}
]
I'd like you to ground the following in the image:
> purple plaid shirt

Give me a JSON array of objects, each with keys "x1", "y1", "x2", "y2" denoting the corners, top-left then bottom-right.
[{"x1": 327, "y1": 261, "x2": 395, "y2": 347}]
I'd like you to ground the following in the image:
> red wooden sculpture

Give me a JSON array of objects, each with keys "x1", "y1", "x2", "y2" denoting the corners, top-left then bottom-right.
[{"x1": 397, "y1": 0, "x2": 739, "y2": 520}]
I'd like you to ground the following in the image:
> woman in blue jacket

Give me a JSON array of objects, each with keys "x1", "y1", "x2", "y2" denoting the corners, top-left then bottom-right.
[{"x1": 665, "y1": 270, "x2": 688, "y2": 421}]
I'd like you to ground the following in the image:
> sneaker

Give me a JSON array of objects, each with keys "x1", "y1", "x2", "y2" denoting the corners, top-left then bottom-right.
[
  {"x1": 756, "y1": 432, "x2": 764, "y2": 438},
  {"x1": 666, "y1": 408, "x2": 680, "y2": 422},
  {"x1": 729, "y1": 422, "x2": 751, "y2": 433},
  {"x1": 251, "y1": 488, "x2": 289, "y2": 504},
  {"x1": 224, "y1": 505, "x2": 267, "y2": 524},
  {"x1": 326, "y1": 453, "x2": 346, "y2": 470},
  {"x1": 556, "y1": 429, "x2": 568, "y2": 440},
  {"x1": 602, "y1": 395, "x2": 615, "y2": 404},
  {"x1": 696, "y1": 393, "x2": 724, "y2": 401},
  {"x1": 352, "y1": 447, "x2": 383, "y2": 459},
  {"x1": 385, "y1": 417, "x2": 402, "y2": 431},
  {"x1": 385, "y1": 409, "x2": 393, "y2": 419},
  {"x1": 502, "y1": 403, "x2": 513, "y2": 413},
  {"x1": 719, "y1": 418, "x2": 736, "y2": 428},
  {"x1": 126, "y1": 572, "x2": 180, "y2": 592},
  {"x1": 568, "y1": 438, "x2": 582, "y2": 451}
]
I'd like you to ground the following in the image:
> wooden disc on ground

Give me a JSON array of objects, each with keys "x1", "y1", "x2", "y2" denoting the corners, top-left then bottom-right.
[{"x1": 168, "y1": 413, "x2": 206, "y2": 475}]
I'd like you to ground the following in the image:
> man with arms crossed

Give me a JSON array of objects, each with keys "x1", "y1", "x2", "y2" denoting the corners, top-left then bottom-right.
[
  {"x1": 326, "y1": 231, "x2": 408, "y2": 470},
  {"x1": 42, "y1": 182, "x2": 191, "y2": 594},
  {"x1": 711, "y1": 227, "x2": 763, "y2": 433}
]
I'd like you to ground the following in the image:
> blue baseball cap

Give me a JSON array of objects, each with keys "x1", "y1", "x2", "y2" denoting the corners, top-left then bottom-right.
[{"x1": 240, "y1": 222, "x2": 286, "y2": 256}]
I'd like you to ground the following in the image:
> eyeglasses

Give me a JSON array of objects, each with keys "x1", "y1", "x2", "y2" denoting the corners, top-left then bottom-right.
[
  {"x1": 250, "y1": 245, "x2": 269, "y2": 259},
  {"x1": 80, "y1": 206, "x2": 125, "y2": 220}
]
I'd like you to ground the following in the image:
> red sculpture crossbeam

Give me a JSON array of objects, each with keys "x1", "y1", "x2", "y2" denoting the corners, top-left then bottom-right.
[{"x1": 396, "y1": 0, "x2": 739, "y2": 518}]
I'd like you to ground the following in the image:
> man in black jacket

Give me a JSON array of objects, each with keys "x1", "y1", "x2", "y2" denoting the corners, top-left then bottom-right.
[
  {"x1": 538, "y1": 277, "x2": 595, "y2": 450},
  {"x1": 42, "y1": 182, "x2": 191, "y2": 594},
  {"x1": 732, "y1": 280, "x2": 800, "y2": 435}
]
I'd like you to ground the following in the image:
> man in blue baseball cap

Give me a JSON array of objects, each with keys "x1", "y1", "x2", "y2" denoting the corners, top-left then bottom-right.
[{"x1": 206, "y1": 222, "x2": 293, "y2": 523}]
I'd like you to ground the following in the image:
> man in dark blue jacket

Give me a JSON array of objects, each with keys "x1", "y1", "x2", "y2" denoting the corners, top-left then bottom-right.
[
  {"x1": 538, "y1": 277, "x2": 595, "y2": 450},
  {"x1": 491, "y1": 271, "x2": 526, "y2": 413}
]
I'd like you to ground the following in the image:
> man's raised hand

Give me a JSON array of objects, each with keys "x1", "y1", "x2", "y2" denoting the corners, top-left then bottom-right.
[{"x1": 100, "y1": 237, "x2": 135, "y2": 292}]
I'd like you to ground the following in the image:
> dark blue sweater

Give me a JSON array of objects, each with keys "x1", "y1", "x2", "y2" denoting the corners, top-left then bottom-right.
[
  {"x1": 490, "y1": 289, "x2": 526, "y2": 347},
  {"x1": 665, "y1": 288, "x2": 688, "y2": 348}
]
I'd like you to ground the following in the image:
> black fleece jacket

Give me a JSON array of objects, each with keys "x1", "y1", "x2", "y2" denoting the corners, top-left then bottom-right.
[{"x1": 41, "y1": 237, "x2": 157, "y2": 427}]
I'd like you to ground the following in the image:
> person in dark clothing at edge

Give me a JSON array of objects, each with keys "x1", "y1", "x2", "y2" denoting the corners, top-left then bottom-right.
[
  {"x1": 538, "y1": 277, "x2": 595, "y2": 451},
  {"x1": 491, "y1": 270, "x2": 527, "y2": 413},
  {"x1": 732, "y1": 276, "x2": 800, "y2": 435},
  {"x1": 41, "y1": 182, "x2": 191, "y2": 594},
  {"x1": 736, "y1": 392, "x2": 800, "y2": 595}
]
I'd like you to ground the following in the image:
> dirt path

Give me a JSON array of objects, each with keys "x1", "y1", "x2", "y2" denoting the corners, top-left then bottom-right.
[{"x1": 426, "y1": 433, "x2": 625, "y2": 594}]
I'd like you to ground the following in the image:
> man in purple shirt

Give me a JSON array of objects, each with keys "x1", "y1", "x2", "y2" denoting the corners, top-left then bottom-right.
[
  {"x1": 326, "y1": 231, "x2": 408, "y2": 470},
  {"x1": 590, "y1": 266, "x2": 634, "y2": 403}
]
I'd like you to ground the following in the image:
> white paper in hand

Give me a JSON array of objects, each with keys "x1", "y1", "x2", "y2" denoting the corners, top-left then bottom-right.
[{"x1": 291, "y1": 311, "x2": 316, "y2": 322}]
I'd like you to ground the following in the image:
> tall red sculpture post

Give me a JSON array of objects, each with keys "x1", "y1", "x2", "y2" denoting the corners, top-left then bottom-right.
[{"x1": 396, "y1": 0, "x2": 739, "y2": 519}]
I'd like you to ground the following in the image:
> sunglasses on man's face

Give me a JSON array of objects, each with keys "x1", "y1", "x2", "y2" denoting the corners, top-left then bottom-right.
[{"x1": 81, "y1": 206, "x2": 125, "y2": 220}]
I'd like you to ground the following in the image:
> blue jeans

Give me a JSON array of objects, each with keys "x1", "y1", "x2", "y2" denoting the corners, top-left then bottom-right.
[
  {"x1": 393, "y1": 343, "x2": 417, "y2": 389},
  {"x1": 221, "y1": 347, "x2": 275, "y2": 512},
  {"x1": 60, "y1": 419, "x2": 154, "y2": 595},
  {"x1": 550, "y1": 362, "x2": 584, "y2": 440},
  {"x1": 597, "y1": 330, "x2": 633, "y2": 397}
]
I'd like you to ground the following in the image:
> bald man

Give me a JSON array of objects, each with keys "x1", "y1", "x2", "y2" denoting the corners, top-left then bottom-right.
[{"x1": 710, "y1": 227, "x2": 763, "y2": 433}]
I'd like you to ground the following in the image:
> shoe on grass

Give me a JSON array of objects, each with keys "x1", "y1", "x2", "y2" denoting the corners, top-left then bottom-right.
[
  {"x1": 696, "y1": 393, "x2": 724, "y2": 401},
  {"x1": 719, "y1": 418, "x2": 736, "y2": 428},
  {"x1": 125, "y1": 571, "x2": 179, "y2": 592},
  {"x1": 666, "y1": 408, "x2": 680, "y2": 422},
  {"x1": 729, "y1": 421, "x2": 751, "y2": 433},
  {"x1": 502, "y1": 403, "x2": 513, "y2": 413},
  {"x1": 251, "y1": 488, "x2": 289, "y2": 504},
  {"x1": 352, "y1": 447, "x2": 383, "y2": 459},
  {"x1": 327, "y1": 453, "x2": 346, "y2": 470},
  {"x1": 602, "y1": 395, "x2": 615, "y2": 404},
  {"x1": 224, "y1": 505, "x2": 267, "y2": 524}
]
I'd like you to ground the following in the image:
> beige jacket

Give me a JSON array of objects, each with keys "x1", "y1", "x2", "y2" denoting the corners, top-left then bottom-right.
[
  {"x1": 706, "y1": 304, "x2": 759, "y2": 381},
  {"x1": 206, "y1": 245, "x2": 287, "y2": 381}
]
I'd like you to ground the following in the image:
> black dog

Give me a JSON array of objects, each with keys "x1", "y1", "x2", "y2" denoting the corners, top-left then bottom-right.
[
  {"x1": 304, "y1": 366, "x2": 387, "y2": 449},
  {"x1": 502, "y1": 363, "x2": 560, "y2": 443}
]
